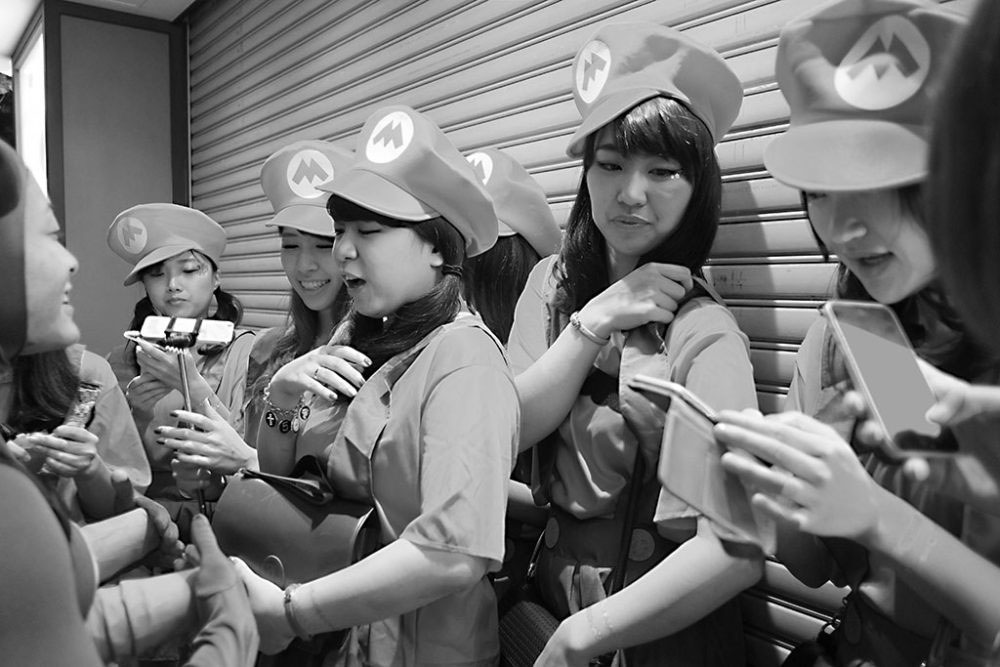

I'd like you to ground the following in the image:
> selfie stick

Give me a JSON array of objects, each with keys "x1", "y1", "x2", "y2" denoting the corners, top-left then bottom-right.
[{"x1": 164, "y1": 327, "x2": 210, "y2": 518}]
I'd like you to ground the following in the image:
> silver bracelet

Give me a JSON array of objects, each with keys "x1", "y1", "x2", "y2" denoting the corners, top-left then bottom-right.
[{"x1": 570, "y1": 311, "x2": 610, "y2": 346}]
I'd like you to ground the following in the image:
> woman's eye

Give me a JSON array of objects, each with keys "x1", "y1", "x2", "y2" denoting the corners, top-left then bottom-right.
[
  {"x1": 596, "y1": 161, "x2": 621, "y2": 172},
  {"x1": 359, "y1": 227, "x2": 381, "y2": 236},
  {"x1": 651, "y1": 168, "x2": 682, "y2": 180},
  {"x1": 281, "y1": 244, "x2": 299, "y2": 250}
]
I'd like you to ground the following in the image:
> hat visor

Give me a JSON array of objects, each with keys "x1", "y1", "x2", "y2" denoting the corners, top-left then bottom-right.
[
  {"x1": 764, "y1": 120, "x2": 927, "y2": 193},
  {"x1": 123, "y1": 244, "x2": 204, "y2": 286},
  {"x1": 321, "y1": 168, "x2": 437, "y2": 222},
  {"x1": 497, "y1": 220, "x2": 516, "y2": 237},
  {"x1": 265, "y1": 205, "x2": 335, "y2": 237},
  {"x1": 566, "y1": 89, "x2": 664, "y2": 157}
]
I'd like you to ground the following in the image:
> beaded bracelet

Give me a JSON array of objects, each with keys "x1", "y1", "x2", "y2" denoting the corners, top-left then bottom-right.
[
  {"x1": 262, "y1": 386, "x2": 310, "y2": 434},
  {"x1": 569, "y1": 311, "x2": 610, "y2": 346}
]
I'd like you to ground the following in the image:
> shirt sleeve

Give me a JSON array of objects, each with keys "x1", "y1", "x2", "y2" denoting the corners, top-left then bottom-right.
[
  {"x1": 399, "y1": 332, "x2": 520, "y2": 570},
  {"x1": 507, "y1": 256, "x2": 556, "y2": 375},
  {"x1": 83, "y1": 351, "x2": 152, "y2": 492},
  {"x1": 784, "y1": 318, "x2": 829, "y2": 414}
]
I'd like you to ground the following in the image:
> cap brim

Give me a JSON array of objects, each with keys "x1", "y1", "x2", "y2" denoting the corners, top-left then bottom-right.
[
  {"x1": 122, "y1": 244, "x2": 202, "y2": 286},
  {"x1": 265, "y1": 205, "x2": 335, "y2": 237},
  {"x1": 567, "y1": 89, "x2": 664, "y2": 157},
  {"x1": 497, "y1": 220, "x2": 516, "y2": 237},
  {"x1": 321, "y1": 168, "x2": 437, "y2": 222},
  {"x1": 764, "y1": 120, "x2": 927, "y2": 192}
]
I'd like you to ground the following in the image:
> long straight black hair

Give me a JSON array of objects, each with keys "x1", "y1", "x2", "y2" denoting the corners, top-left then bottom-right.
[
  {"x1": 555, "y1": 96, "x2": 721, "y2": 315},
  {"x1": 326, "y1": 195, "x2": 466, "y2": 376}
]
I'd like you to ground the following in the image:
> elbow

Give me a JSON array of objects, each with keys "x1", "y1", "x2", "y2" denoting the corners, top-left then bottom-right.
[{"x1": 436, "y1": 554, "x2": 490, "y2": 596}]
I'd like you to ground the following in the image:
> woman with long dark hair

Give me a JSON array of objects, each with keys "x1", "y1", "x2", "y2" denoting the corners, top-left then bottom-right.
[
  {"x1": 0, "y1": 139, "x2": 257, "y2": 665},
  {"x1": 154, "y1": 140, "x2": 355, "y2": 477},
  {"x1": 105, "y1": 204, "x2": 255, "y2": 522},
  {"x1": 715, "y1": 2, "x2": 1000, "y2": 665},
  {"x1": 234, "y1": 106, "x2": 518, "y2": 665},
  {"x1": 509, "y1": 22, "x2": 763, "y2": 666}
]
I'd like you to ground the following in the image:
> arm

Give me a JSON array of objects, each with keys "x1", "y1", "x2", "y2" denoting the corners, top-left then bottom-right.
[
  {"x1": 512, "y1": 261, "x2": 692, "y2": 449},
  {"x1": 0, "y1": 464, "x2": 104, "y2": 666},
  {"x1": 717, "y1": 409, "x2": 1000, "y2": 646},
  {"x1": 539, "y1": 519, "x2": 762, "y2": 664},
  {"x1": 237, "y1": 538, "x2": 489, "y2": 654}
]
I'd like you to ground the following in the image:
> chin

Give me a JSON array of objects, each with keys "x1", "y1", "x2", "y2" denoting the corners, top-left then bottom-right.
[{"x1": 22, "y1": 326, "x2": 81, "y2": 355}]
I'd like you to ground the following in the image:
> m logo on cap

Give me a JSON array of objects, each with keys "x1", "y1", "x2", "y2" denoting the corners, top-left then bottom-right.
[
  {"x1": 366, "y1": 111, "x2": 414, "y2": 164},
  {"x1": 116, "y1": 216, "x2": 148, "y2": 255},
  {"x1": 286, "y1": 149, "x2": 336, "y2": 199},
  {"x1": 466, "y1": 152, "x2": 493, "y2": 185},
  {"x1": 835, "y1": 15, "x2": 930, "y2": 111},
  {"x1": 575, "y1": 40, "x2": 611, "y2": 104}
]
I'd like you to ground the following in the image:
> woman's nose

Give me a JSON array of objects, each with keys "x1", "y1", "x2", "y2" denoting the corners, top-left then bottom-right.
[
  {"x1": 617, "y1": 170, "x2": 647, "y2": 207},
  {"x1": 334, "y1": 235, "x2": 355, "y2": 262}
]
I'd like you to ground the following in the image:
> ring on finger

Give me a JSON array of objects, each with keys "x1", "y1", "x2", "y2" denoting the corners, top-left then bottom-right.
[{"x1": 313, "y1": 366, "x2": 321, "y2": 379}]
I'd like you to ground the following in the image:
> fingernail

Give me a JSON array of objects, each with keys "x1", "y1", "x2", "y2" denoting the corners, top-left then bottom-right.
[
  {"x1": 362, "y1": 357, "x2": 372, "y2": 367},
  {"x1": 153, "y1": 426, "x2": 164, "y2": 434},
  {"x1": 156, "y1": 438, "x2": 167, "y2": 446},
  {"x1": 169, "y1": 410, "x2": 179, "y2": 418},
  {"x1": 328, "y1": 391, "x2": 338, "y2": 402}
]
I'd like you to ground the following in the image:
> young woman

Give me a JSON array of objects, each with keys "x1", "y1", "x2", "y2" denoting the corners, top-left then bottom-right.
[
  {"x1": 0, "y1": 139, "x2": 257, "y2": 665},
  {"x1": 105, "y1": 204, "x2": 255, "y2": 521},
  {"x1": 155, "y1": 140, "x2": 355, "y2": 478},
  {"x1": 715, "y1": 2, "x2": 1000, "y2": 665},
  {"x1": 234, "y1": 106, "x2": 519, "y2": 665},
  {"x1": 507, "y1": 23, "x2": 763, "y2": 666}
]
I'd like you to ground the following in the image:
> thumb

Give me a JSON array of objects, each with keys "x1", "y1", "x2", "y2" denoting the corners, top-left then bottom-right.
[
  {"x1": 189, "y1": 513, "x2": 221, "y2": 557},
  {"x1": 109, "y1": 467, "x2": 136, "y2": 511},
  {"x1": 926, "y1": 394, "x2": 961, "y2": 426}
]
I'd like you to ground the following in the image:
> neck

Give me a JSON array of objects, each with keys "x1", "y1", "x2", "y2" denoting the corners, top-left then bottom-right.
[
  {"x1": 606, "y1": 247, "x2": 638, "y2": 283},
  {"x1": 314, "y1": 308, "x2": 336, "y2": 347}
]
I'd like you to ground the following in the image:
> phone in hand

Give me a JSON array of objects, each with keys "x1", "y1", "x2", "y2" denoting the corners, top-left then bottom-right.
[
  {"x1": 821, "y1": 300, "x2": 956, "y2": 458},
  {"x1": 628, "y1": 375, "x2": 719, "y2": 424},
  {"x1": 124, "y1": 316, "x2": 235, "y2": 348}
]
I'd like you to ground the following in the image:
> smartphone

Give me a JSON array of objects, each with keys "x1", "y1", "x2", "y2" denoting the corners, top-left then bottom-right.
[
  {"x1": 821, "y1": 300, "x2": 955, "y2": 457},
  {"x1": 135, "y1": 316, "x2": 235, "y2": 347},
  {"x1": 628, "y1": 375, "x2": 719, "y2": 424}
]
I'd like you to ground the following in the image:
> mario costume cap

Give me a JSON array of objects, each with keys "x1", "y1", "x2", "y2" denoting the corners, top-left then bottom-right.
[
  {"x1": 465, "y1": 149, "x2": 561, "y2": 257},
  {"x1": 107, "y1": 203, "x2": 227, "y2": 286},
  {"x1": 567, "y1": 22, "x2": 743, "y2": 156},
  {"x1": 260, "y1": 140, "x2": 353, "y2": 236},
  {"x1": 320, "y1": 105, "x2": 498, "y2": 257},
  {"x1": 764, "y1": 0, "x2": 967, "y2": 192}
]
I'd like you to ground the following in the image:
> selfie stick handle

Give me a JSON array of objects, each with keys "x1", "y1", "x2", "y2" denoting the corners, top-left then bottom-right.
[{"x1": 176, "y1": 351, "x2": 210, "y2": 517}]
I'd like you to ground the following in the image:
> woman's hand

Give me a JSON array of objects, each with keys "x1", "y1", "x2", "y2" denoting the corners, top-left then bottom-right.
[
  {"x1": 266, "y1": 344, "x2": 371, "y2": 405},
  {"x1": 534, "y1": 615, "x2": 591, "y2": 667},
  {"x1": 231, "y1": 557, "x2": 295, "y2": 655},
  {"x1": 22, "y1": 425, "x2": 102, "y2": 478},
  {"x1": 715, "y1": 409, "x2": 885, "y2": 542},
  {"x1": 577, "y1": 263, "x2": 693, "y2": 338},
  {"x1": 125, "y1": 373, "x2": 172, "y2": 415},
  {"x1": 918, "y1": 359, "x2": 1000, "y2": 427},
  {"x1": 157, "y1": 400, "x2": 256, "y2": 474}
]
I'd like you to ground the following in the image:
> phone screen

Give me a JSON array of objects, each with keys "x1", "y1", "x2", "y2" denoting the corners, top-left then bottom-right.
[{"x1": 824, "y1": 301, "x2": 954, "y2": 455}]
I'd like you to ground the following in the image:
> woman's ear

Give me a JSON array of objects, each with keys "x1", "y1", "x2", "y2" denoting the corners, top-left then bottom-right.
[
  {"x1": 428, "y1": 246, "x2": 444, "y2": 269},
  {"x1": 212, "y1": 270, "x2": 221, "y2": 291}
]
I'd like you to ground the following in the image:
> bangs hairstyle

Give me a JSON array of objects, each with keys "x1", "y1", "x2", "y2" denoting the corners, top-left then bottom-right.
[
  {"x1": 124, "y1": 249, "x2": 244, "y2": 367},
  {"x1": 326, "y1": 195, "x2": 466, "y2": 375},
  {"x1": 556, "y1": 96, "x2": 721, "y2": 313},
  {"x1": 248, "y1": 229, "x2": 351, "y2": 407}
]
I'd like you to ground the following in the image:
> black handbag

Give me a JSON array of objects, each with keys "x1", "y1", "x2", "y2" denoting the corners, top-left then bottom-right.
[
  {"x1": 213, "y1": 455, "x2": 381, "y2": 587},
  {"x1": 498, "y1": 455, "x2": 644, "y2": 667}
]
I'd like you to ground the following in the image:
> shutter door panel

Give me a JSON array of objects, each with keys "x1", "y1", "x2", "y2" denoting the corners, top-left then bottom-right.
[{"x1": 186, "y1": 2, "x2": 944, "y2": 664}]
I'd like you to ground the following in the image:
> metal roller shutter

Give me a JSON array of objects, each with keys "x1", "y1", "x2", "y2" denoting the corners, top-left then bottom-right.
[{"x1": 185, "y1": 1, "x2": 973, "y2": 664}]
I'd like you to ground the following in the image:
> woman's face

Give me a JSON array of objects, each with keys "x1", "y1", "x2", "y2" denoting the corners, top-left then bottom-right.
[
  {"x1": 22, "y1": 176, "x2": 80, "y2": 354},
  {"x1": 280, "y1": 228, "x2": 343, "y2": 312},
  {"x1": 141, "y1": 251, "x2": 219, "y2": 318},
  {"x1": 586, "y1": 126, "x2": 693, "y2": 276},
  {"x1": 333, "y1": 219, "x2": 441, "y2": 318},
  {"x1": 807, "y1": 189, "x2": 936, "y2": 304}
]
